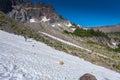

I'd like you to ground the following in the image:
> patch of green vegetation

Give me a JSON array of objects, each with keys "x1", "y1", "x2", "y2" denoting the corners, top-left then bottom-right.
[
  {"x1": 114, "y1": 44, "x2": 120, "y2": 52},
  {"x1": 73, "y1": 28, "x2": 108, "y2": 38},
  {"x1": 108, "y1": 32, "x2": 120, "y2": 41},
  {"x1": 111, "y1": 32, "x2": 120, "y2": 35},
  {"x1": 64, "y1": 28, "x2": 108, "y2": 38},
  {"x1": 0, "y1": 12, "x2": 5, "y2": 27},
  {"x1": 63, "y1": 30, "x2": 72, "y2": 34},
  {"x1": 87, "y1": 41, "x2": 99, "y2": 45}
]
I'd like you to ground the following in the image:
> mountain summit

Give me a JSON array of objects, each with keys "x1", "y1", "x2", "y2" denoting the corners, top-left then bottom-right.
[
  {"x1": 0, "y1": 0, "x2": 31, "y2": 13},
  {"x1": 0, "y1": 0, "x2": 59, "y2": 23}
]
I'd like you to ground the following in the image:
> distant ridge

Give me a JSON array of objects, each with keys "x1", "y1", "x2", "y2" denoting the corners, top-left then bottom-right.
[{"x1": 92, "y1": 24, "x2": 120, "y2": 33}]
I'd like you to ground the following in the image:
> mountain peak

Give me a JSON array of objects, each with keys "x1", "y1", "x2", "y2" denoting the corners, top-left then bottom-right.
[
  {"x1": 0, "y1": 0, "x2": 31, "y2": 13},
  {"x1": 7, "y1": 1, "x2": 59, "y2": 23}
]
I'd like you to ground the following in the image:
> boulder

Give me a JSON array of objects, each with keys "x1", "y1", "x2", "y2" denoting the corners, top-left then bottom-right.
[
  {"x1": 58, "y1": 60, "x2": 64, "y2": 65},
  {"x1": 79, "y1": 73, "x2": 97, "y2": 80}
]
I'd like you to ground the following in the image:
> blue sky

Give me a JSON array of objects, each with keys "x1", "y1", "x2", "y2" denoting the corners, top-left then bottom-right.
[{"x1": 32, "y1": 0, "x2": 120, "y2": 27}]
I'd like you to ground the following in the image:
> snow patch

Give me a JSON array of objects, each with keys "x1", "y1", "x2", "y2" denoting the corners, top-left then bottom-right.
[
  {"x1": 40, "y1": 32, "x2": 92, "y2": 52},
  {"x1": 41, "y1": 16, "x2": 50, "y2": 22},
  {"x1": 83, "y1": 28, "x2": 89, "y2": 30},
  {"x1": 70, "y1": 28, "x2": 76, "y2": 31},
  {"x1": 57, "y1": 23, "x2": 61, "y2": 26},
  {"x1": 112, "y1": 42, "x2": 117, "y2": 46},
  {"x1": 66, "y1": 22, "x2": 72, "y2": 27},
  {"x1": 77, "y1": 24, "x2": 81, "y2": 27},
  {"x1": 30, "y1": 19, "x2": 36, "y2": 23},
  {"x1": 51, "y1": 24, "x2": 55, "y2": 27}
]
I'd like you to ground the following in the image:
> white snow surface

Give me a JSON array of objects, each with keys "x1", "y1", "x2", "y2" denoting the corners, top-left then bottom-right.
[
  {"x1": 30, "y1": 19, "x2": 36, "y2": 23},
  {"x1": 51, "y1": 24, "x2": 55, "y2": 27},
  {"x1": 70, "y1": 28, "x2": 76, "y2": 31},
  {"x1": 0, "y1": 30, "x2": 120, "y2": 80},
  {"x1": 41, "y1": 16, "x2": 50, "y2": 22},
  {"x1": 57, "y1": 23, "x2": 61, "y2": 26},
  {"x1": 112, "y1": 42, "x2": 117, "y2": 46},
  {"x1": 65, "y1": 22, "x2": 72, "y2": 27}
]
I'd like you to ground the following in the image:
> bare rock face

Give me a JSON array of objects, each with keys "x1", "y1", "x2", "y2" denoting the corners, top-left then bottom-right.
[
  {"x1": 9, "y1": 5, "x2": 29, "y2": 22},
  {"x1": 0, "y1": 0, "x2": 60, "y2": 23},
  {"x1": 23, "y1": 2, "x2": 59, "y2": 22},
  {"x1": 0, "y1": 0, "x2": 30, "y2": 13},
  {"x1": 79, "y1": 73, "x2": 97, "y2": 80}
]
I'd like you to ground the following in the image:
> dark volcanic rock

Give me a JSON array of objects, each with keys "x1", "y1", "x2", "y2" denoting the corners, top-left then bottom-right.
[
  {"x1": 0, "y1": 0, "x2": 30, "y2": 13},
  {"x1": 79, "y1": 73, "x2": 97, "y2": 80},
  {"x1": 0, "y1": 0, "x2": 12, "y2": 13}
]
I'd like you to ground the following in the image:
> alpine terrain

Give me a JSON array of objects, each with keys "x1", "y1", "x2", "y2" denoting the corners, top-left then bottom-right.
[{"x1": 0, "y1": 0, "x2": 120, "y2": 80}]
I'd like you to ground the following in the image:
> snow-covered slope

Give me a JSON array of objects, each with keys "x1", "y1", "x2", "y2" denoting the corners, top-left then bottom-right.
[{"x1": 0, "y1": 30, "x2": 120, "y2": 80}]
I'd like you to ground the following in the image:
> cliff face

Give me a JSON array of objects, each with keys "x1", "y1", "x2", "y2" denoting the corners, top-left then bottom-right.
[
  {"x1": 0, "y1": 0, "x2": 30, "y2": 13},
  {"x1": 24, "y1": 2, "x2": 57, "y2": 19},
  {"x1": 8, "y1": 2, "x2": 59, "y2": 23},
  {"x1": 0, "y1": 0, "x2": 61, "y2": 24}
]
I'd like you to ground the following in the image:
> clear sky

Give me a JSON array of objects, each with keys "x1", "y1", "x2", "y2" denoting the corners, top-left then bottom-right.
[{"x1": 32, "y1": 0, "x2": 120, "y2": 27}]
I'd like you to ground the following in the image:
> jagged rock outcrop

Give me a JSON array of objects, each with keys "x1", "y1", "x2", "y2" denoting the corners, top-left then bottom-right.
[
  {"x1": 7, "y1": 1, "x2": 59, "y2": 23},
  {"x1": 8, "y1": 5, "x2": 29, "y2": 22},
  {"x1": 0, "y1": 0, "x2": 30, "y2": 13},
  {"x1": 23, "y1": 2, "x2": 59, "y2": 22}
]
